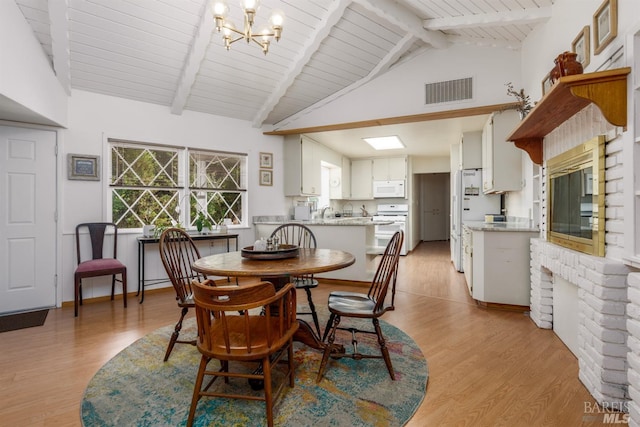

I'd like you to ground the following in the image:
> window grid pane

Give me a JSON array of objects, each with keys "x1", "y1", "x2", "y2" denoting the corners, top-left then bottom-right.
[
  {"x1": 111, "y1": 145, "x2": 180, "y2": 188},
  {"x1": 189, "y1": 151, "x2": 247, "y2": 190},
  {"x1": 112, "y1": 188, "x2": 180, "y2": 229},
  {"x1": 109, "y1": 143, "x2": 247, "y2": 229},
  {"x1": 189, "y1": 190, "x2": 244, "y2": 227}
]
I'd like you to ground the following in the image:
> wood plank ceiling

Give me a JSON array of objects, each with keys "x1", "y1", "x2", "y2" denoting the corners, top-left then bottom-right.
[{"x1": 15, "y1": 0, "x2": 552, "y2": 130}]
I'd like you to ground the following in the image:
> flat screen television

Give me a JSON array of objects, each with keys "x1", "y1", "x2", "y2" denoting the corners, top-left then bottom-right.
[{"x1": 546, "y1": 135, "x2": 605, "y2": 256}]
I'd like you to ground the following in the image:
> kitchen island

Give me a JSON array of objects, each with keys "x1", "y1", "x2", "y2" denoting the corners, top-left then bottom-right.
[
  {"x1": 463, "y1": 221, "x2": 539, "y2": 309},
  {"x1": 254, "y1": 217, "x2": 392, "y2": 283}
]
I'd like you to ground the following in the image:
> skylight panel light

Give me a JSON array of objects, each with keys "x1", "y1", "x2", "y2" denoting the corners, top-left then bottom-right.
[{"x1": 363, "y1": 136, "x2": 405, "y2": 150}]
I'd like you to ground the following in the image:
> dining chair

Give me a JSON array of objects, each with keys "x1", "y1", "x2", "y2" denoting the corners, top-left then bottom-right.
[
  {"x1": 270, "y1": 223, "x2": 322, "y2": 337},
  {"x1": 316, "y1": 230, "x2": 403, "y2": 383},
  {"x1": 158, "y1": 227, "x2": 208, "y2": 361},
  {"x1": 74, "y1": 222, "x2": 127, "y2": 317},
  {"x1": 188, "y1": 280, "x2": 298, "y2": 427}
]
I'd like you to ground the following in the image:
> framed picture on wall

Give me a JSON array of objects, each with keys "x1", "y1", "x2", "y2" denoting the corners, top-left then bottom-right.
[
  {"x1": 259, "y1": 152, "x2": 273, "y2": 169},
  {"x1": 259, "y1": 169, "x2": 273, "y2": 186},
  {"x1": 593, "y1": 0, "x2": 617, "y2": 55},
  {"x1": 572, "y1": 26, "x2": 590, "y2": 68},
  {"x1": 68, "y1": 154, "x2": 100, "y2": 181}
]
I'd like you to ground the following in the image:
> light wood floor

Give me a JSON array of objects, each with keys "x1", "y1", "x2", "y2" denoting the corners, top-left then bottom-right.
[{"x1": 0, "y1": 241, "x2": 607, "y2": 426}]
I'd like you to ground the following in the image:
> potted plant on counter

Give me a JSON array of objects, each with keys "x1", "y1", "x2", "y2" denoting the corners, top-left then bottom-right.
[{"x1": 194, "y1": 211, "x2": 213, "y2": 234}]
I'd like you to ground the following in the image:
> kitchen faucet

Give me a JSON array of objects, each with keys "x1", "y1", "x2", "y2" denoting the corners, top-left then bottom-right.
[{"x1": 321, "y1": 206, "x2": 332, "y2": 218}]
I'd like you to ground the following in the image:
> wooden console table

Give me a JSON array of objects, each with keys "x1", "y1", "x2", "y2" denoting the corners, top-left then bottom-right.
[{"x1": 136, "y1": 232, "x2": 239, "y2": 303}]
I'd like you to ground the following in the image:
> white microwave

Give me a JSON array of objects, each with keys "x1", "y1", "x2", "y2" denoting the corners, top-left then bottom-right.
[{"x1": 373, "y1": 180, "x2": 405, "y2": 198}]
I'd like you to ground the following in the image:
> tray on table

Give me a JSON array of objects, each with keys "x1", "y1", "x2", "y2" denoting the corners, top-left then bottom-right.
[{"x1": 241, "y1": 244, "x2": 299, "y2": 260}]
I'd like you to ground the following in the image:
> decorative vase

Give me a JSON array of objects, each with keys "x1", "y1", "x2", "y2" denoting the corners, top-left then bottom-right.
[{"x1": 549, "y1": 51, "x2": 583, "y2": 84}]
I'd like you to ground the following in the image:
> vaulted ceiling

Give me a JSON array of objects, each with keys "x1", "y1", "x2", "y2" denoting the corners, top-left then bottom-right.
[{"x1": 15, "y1": 0, "x2": 552, "y2": 133}]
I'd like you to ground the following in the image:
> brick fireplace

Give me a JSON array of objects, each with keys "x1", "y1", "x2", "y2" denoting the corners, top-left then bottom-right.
[{"x1": 529, "y1": 104, "x2": 634, "y2": 409}]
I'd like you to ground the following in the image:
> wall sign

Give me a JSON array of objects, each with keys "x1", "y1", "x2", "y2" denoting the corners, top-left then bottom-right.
[{"x1": 68, "y1": 154, "x2": 100, "y2": 181}]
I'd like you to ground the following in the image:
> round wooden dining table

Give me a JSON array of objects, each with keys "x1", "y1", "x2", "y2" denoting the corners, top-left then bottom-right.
[{"x1": 192, "y1": 248, "x2": 356, "y2": 349}]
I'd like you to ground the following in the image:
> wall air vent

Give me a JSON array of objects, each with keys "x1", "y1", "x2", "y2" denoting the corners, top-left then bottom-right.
[{"x1": 425, "y1": 77, "x2": 473, "y2": 104}]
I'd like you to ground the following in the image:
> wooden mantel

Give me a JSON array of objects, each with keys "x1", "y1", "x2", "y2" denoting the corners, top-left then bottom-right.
[{"x1": 507, "y1": 67, "x2": 631, "y2": 165}]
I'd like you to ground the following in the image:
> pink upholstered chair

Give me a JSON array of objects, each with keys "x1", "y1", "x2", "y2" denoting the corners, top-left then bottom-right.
[{"x1": 74, "y1": 222, "x2": 127, "y2": 316}]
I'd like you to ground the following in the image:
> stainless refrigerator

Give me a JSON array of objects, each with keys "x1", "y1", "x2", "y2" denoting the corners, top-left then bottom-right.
[{"x1": 451, "y1": 169, "x2": 501, "y2": 272}]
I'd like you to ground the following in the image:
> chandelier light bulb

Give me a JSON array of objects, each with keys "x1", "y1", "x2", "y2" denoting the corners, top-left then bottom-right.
[
  {"x1": 269, "y1": 9, "x2": 284, "y2": 41},
  {"x1": 213, "y1": 1, "x2": 228, "y2": 16},
  {"x1": 215, "y1": 0, "x2": 281, "y2": 55},
  {"x1": 241, "y1": 0, "x2": 260, "y2": 11},
  {"x1": 212, "y1": 1, "x2": 229, "y2": 31},
  {"x1": 269, "y1": 10, "x2": 284, "y2": 27},
  {"x1": 241, "y1": 0, "x2": 259, "y2": 26},
  {"x1": 223, "y1": 22, "x2": 235, "y2": 37}
]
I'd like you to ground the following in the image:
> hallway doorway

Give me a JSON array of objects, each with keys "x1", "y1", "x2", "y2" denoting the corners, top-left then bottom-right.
[{"x1": 419, "y1": 173, "x2": 449, "y2": 242}]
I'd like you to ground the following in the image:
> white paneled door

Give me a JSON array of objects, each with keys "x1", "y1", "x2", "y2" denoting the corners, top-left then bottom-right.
[{"x1": 0, "y1": 126, "x2": 57, "y2": 314}]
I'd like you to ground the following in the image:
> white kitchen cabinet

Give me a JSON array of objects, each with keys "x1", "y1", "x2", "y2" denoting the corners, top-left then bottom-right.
[
  {"x1": 372, "y1": 157, "x2": 406, "y2": 181},
  {"x1": 482, "y1": 110, "x2": 522, "y2": 193},
  {"x1": 328, "y1": 156, "x2": 352, "y2": 199},
  {"x1": 283, "y1": 135, "x2": 321, "y2": 196},
  {"x1": 468, "y1": 226, "x2": 538, "y2": 306},
  {"x1": 350, "y1": 159, "x2": 373, "y2": 199},
  {"x1": 462, "y1": 225, "x2": 473, "y2": 294},
  {"x1": 460, "y1": 131, "x2": 482, "y2": 169},
  {"x1": 340, "y1": 156, "x2": 351, "y2": 199}
]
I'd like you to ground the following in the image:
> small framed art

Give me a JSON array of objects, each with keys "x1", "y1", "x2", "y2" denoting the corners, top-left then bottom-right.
[
  {"x1": 572, "y1": 26, "x2": 590, "y2": 68},
  {"x1": 259, "y1": 152, "x2": 273, "y2": 169},
  {"x1": 68, "y1": 154, "x2": 100, "y2": 181},
  {"x1": 259, "y1": 169, "x2": 273, "y2": 186},
  {"x1": 593, "y1": 0, "x2": 617, "y2": 55}
]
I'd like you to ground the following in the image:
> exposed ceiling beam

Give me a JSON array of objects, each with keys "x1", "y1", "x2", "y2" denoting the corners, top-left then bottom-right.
[
  {"x1": 48, "y1": 0, "x2": 71, "y2": 95},
  {"x1": 170, "y1": 0, "x2": 215, "y2": 115},
  {"x1": 251, "y1": 0, "x2": 353, "y2": 128},
  {"x1": 423, "y1": 7, "x2": 552, "y2": 30},
  {"x1": 353, "y1": 0, "x2": 449, "y2": 49},
  {"x1": 273, "y1": 33, "x2": 416, "y2": 130},
  {"x1": 265, "y1": 102, "x2": 520, "y2": 135}
]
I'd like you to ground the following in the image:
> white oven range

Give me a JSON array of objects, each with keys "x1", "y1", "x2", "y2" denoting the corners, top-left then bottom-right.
[{"x1": 372, "y1": 204, "x2": 408, "y2": 255}]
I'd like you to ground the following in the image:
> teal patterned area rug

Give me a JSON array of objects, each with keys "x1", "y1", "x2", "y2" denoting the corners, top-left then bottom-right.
[{"x1": 82, "y1": 316, "x2": 428, "y2": 426}]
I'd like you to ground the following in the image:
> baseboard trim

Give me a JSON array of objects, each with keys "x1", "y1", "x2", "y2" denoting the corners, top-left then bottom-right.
[
  {"x1": 61, "y1": 288, "x2": 172, "y2": 308},
  {"x1": 475, "y1": 300, "x2": 529, "y2": 312}
]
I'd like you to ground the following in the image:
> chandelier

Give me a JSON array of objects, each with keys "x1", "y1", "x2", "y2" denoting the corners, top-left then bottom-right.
[{"x1": 212, "y1": 0, "x2": 285, "y2": 55}]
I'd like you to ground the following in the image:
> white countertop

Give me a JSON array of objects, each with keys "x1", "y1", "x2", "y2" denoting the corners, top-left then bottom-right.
[
  {"x1": 254, "y1": 218, "x2": 392, "y2": 226},
  {"x1": 463, "y1": 221, "x2": 539, "y2": 232}
]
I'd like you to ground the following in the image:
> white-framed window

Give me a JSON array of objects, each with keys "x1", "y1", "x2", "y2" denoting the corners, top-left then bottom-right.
[{"x1": 109, "y1": 139, "x2": 247, "y2": 230}]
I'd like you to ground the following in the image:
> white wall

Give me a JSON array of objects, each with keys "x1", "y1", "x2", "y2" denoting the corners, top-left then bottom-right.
[
  {"x1": 278, "y1": 43, "x2": 522, "y2": 130},
  {"x1": 0, "y1": 1, "x2": 67, "y2": 126},
  {"x1": 521, "y1": 0, "x2": 640, "y2": 417},
  {"x1": 411, "y1": 156, "x2": 450, "y2": 174},
  {"x1": 59, "y1": 89, "x2": 287, "y2": 303},
  {"x1": 499, "y1": 0, "x2": 640, "y2": 224},
  {"x1": 521, "y1": 0, "x2": 635, "y2": 99}
]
